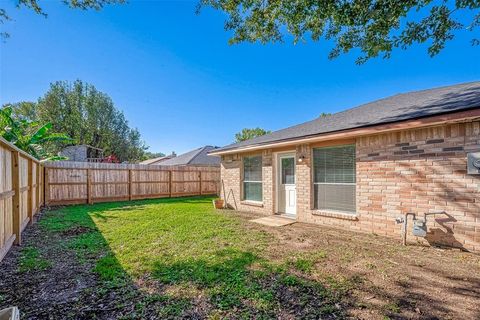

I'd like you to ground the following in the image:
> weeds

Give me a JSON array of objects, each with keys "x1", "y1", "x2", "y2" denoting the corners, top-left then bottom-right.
[{"x1": 19, "y1": 247, "x2": 50, "y2": 273}]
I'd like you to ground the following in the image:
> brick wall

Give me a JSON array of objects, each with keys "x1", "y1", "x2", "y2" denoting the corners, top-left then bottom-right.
[
  {"x1": 221, "y1": 120, "x2": 480, "y2": 252},
  {"x1": 221, "y1": 150, "x2": 273, "y2": 214},
  {"x1": 353, "y1": 121, "x2": 480, "y2": 251}
]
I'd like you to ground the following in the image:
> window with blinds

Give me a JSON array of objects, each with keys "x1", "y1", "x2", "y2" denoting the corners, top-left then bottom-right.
[
  {"x1": 243, "y1": 155, "x2": 262, "y2": 202},
  {"x1": 313, "y1": 145, "x2": 356, "y2": 213}
]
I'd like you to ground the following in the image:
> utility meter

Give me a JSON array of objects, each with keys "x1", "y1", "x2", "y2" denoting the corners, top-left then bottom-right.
[{"x1": 412, "y1": 219, "x2": 427, "y2": 237}]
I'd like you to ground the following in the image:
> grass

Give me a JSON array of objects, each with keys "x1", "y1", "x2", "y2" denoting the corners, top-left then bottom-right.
[
  {"x1": 5, "y1": 196, "x2": 480, "y2": 319},
  {"x1": 18, "y1": 246, "x2": 51, "y2": 273},
  {"x1": 34, "y1": 196, "x2": 348, "y2": 318},
  {"x1": 42, "y1": 197, "x2": 270, "y2": 276}
]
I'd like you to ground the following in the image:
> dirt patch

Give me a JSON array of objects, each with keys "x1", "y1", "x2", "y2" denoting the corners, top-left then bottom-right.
[
  {"x1": 0, "y1": 222, "x2": 197, "y2": 319},
  {"x1": 62, "y1": 226, "x2": 94, "y2": 237},
  {"x1": 230, "y1": 210, "x2": 480, "y2": 320},
  {"x1": 0, "y1": 224, "x2": 98, "y2": 318}
]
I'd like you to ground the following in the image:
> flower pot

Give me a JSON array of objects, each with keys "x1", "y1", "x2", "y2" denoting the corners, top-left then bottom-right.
[
  {"x1": 0, "y1": 307, "x2": 20, "y2": 320},
  {"x1": 213, "y1": 199, "x2": 224, "y2": 209}
]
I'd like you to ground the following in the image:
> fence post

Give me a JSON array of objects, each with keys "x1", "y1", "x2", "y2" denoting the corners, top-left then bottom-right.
[
  {"x1": 36, "y1": 164, "x2": 41, "y2": 210},
  {"x1": 39, "y1": 166, "x2": 43, "y2": 207},
  {"x1": 87, "y1": 168, "x2": 93, "y2": 204},
  {"x1": 11, "y1": 151, "x2": 21, "y2": 245},
  {"x1": 27, "y1": 159, "x2": 33, "y2": 225},
  {"x1": 41, "y1": 166, "x2": 44, "y2": 206},
  {"x1": 44, "y1": 167, "x2": 50, "y2": 206},
  {"x1": 128, "y1": 169, "x2": 132, "y2": 201},
  {"x1": 199, "y1": 172, "x2": 202, "y2": 196},
  {"x1": 168, "y1": 170, "x2": 172, "y2": 198}
]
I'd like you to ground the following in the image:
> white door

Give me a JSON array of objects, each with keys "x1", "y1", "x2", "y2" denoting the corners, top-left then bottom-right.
[{"x1": 277, "y1": 154, "x2": 296, "y2": 215}]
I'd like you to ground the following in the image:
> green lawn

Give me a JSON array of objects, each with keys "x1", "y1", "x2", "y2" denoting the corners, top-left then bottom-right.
[
  {"x1": 3, "y1": 196, "x2": 479, "y2": 319},
  {"x1": 35, "y1": 196, "x2": 347, "y2": 319}
]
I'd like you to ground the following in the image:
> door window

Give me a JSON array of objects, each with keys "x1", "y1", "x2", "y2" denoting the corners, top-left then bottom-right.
[{"x1": 281, "y1": 157, "x2": 295, "y2": 184}]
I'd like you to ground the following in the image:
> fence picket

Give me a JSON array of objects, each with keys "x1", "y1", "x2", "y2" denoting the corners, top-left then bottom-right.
[
  {"x1": 11, "y1": 151, "x2": 21, "y2": 245},
  {"x1": 0, "y1": 137, "x2": 220, "y2": 263},
  {"x1": 43, "y1": 161, "x2": 219, "y2": 205}
]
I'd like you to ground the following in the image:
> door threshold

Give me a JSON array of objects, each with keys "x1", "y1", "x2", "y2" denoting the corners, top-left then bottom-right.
[{"x1": 276, "y1": 213, "x2": 296, "y2": 220}]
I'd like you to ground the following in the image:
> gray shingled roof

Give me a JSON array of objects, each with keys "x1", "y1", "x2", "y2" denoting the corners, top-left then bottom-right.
[
  {"x1": 160, "y1": 146, "x2": 220, "y2": 166},
  {"x1": 214, "y1": 81, "x2": 480, "y2": 153},
  {"x1": 139, "y1": 155, "x2": 174, "y2": 165}
]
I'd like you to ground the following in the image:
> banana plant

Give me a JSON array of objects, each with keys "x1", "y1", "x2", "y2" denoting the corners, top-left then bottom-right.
[{"x1": 0, "y1": 106, "x2": 74, "y2": 160}]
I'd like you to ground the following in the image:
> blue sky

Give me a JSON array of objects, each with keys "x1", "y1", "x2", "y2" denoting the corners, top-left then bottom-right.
[{"x1": 1, "y1": 1, "x2": 479, "y2": 154}]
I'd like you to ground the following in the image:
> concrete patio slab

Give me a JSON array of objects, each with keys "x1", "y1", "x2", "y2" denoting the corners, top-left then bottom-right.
[{"x1": 250, "y1": 215, "x2": 296, "y2": 227}]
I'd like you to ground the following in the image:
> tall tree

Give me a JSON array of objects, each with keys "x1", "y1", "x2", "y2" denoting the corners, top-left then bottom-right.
[
  {"x1": 235, "y1": 127, "x2": 271, "y2": 142},
  {"x1": 1, "y1": 0, "x2": 125, "y2": 39},
  {"x1": 8, "y1": 101, "x2": 37, "y2": 121},
  {"x1": 143, "y1": 151, "x2": 166, "y2": 160},
  {"x1": 201, "y1": 0, "x2": 480, "y2": 64},
  {"x1": 10, "y1": 80, "x2": 148, "y2": 162}
]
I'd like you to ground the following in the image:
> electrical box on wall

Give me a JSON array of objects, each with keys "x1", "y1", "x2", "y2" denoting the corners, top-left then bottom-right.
[{"x1": 467, "y1": 152, "x2": 480, "y2": 175}]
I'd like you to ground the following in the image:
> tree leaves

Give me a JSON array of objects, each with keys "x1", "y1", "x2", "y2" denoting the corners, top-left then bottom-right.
[
  {"x1": 0, "y1": 106, "x2": 73, "y2": 160},
  {"x1": 4, "y1": 81, "x2": 145, "y2": 162},
  {"x1": 29, "y1": 123, "x2": 53, "y2": 144},
  {"x1": 25, "y1": 80, "x2": 147, "y2": 162},
  {"x1": 235, "y1": 127, "x2": 271, "y2": 142},
  {"x1": 201, "y1": 0, "x2": 480, "y2": 63},
  {"x1": 1, "y1": 0, "x2": 125, "y2": 39}
]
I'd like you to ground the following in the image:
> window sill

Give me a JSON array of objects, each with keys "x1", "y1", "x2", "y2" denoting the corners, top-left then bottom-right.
[
  {"x1": 312, "y1": 210, "x2": 358, "y2": 221},
  {"x1": 241, "y1": 200, "x2": 264, "y2": 208}
]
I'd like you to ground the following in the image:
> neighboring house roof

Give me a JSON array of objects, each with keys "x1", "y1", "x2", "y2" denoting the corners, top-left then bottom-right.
[
  {"x1": 62, "y1": 144, "x2": 103, "y2": 151},
  {"x1": 139, "y1": 155, "x2": 174, "y2": 165},
  {"x1": 160, "y1": 146, "x2": 220, "y2": 166},
  {"x1": 212, "y1": 81, "x2": 480, "y2": 154}
]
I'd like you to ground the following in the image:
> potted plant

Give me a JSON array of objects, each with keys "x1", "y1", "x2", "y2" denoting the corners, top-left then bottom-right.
[
  {"x1": 0, "y1": 306, "x2": 19, "y2": 320},
  {"x1": 213, "y1": 198, "x2": 224, "y2": 209}
]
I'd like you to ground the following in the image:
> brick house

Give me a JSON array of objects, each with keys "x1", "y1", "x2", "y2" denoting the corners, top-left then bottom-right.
[{"x1": 209, "y1": 82, "x2": 480, "y2": 252}]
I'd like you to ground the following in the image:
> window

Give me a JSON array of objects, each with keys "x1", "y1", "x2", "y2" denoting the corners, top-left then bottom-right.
[
  {"x1": 243, "y1": 155, "x2": 262, "y2": 202},
  {"x1": 281, "y1": 157, "x2": 295, "y2": 184},
  {"x1": 313, "y1": 145, "x2": 356, "y2": 213}
]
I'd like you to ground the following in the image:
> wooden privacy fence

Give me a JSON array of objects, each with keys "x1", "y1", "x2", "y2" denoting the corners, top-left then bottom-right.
[
  {"x1": 0, "y1": 142, "x2": 219, "y2": 263},
  {"x1": 43, "y1": 161, "x2": 220, "y2": 205},
  {"x1": 0, "y1": 137, "x2": 45, "y2": 262}
]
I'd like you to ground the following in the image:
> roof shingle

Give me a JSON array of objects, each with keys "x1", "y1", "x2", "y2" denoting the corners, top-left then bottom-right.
[
  {"x1": 160, "y1": 146, "x2": 220, "y2": 166},
  {"x1": 214, "y1": 81, "x2": 480, "y2": 153}
]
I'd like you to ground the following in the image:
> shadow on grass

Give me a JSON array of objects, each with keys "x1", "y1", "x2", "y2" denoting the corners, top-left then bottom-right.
[
  {"x1": 152, "y1": 248, "x2": 348, "y2": 319},
  {"x1": 16, "y1": 196, "x2": 351, "y2": 319},
  {"x1": 1, "y1": 198, "x2": 219, "y2": 319}
]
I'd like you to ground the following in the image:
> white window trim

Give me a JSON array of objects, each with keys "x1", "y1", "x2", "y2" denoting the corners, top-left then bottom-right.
[
  {"x1": 313, "y1": 182, "x2": 356, "y2": 185},
  {"x1": 242, "y1": 155, "x2": 263, "y2": 202},
  {"x1": 312, "y1": 144, "x2": 356, "y2": 214},
  {"x1": 274, "y1": 151, "x2": 296, "y2": 214}
]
